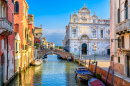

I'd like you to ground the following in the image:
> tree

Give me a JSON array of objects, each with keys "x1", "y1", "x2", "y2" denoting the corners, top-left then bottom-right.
[
  {"x1": 50, "y1": 47, "x2": 53, "y2": 50},
  {"x1": 34, "y1": 43, "x2": 39, "y2": 49}
]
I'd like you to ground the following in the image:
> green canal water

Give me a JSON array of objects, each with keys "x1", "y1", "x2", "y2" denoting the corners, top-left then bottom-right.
[{"x1": 9, "y1": 55, "x2": 88, "y2": 86}]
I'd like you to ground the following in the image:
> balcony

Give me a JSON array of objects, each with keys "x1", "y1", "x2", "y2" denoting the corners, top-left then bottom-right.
[
  {"x1": 116, "y1": 19, "x2": 130, "y2": 35},
  {"x1": 0, "y1": 18, "x2": 13, "y2": 36}
]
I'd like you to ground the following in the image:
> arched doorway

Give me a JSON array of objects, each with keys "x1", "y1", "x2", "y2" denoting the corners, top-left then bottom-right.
[
  {"x1": 0, "y1": 53, "x2": 4, "y2": 85},
  {"x1": 82, "y1": 43, "x2": 87, "y2": 55}
]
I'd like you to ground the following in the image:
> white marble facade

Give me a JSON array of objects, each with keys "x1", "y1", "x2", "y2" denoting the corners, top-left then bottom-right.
[{"x1": 63, "y1": 3, "x2": 110, "y2": 56}]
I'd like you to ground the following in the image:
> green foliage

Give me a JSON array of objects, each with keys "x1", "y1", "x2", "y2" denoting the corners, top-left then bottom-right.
[
  {"x1": 96, "y1": 73, "x2": 102, "y2": 79},
  {"x1": 50, "y1": 47, "x2": 53, "y2": 50},
  {"x1": 34, "y1": 43, "x2": 39, "y2": 49},
  {"x1": 55, "y1": 46, "x2": 63, "y2": 49},
  {"x1": 59, "y1": 46, "x2": 63, "y2": 49}
]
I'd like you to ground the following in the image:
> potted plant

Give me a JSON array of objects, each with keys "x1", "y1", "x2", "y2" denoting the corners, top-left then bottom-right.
[{"x1": 96, "y1": 73, "x2": 102, "y2": 80}]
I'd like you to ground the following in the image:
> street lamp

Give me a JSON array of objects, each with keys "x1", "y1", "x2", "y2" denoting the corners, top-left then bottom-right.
[{"x1": 93, "y1": 43, "x2": 97, "y2": 63}]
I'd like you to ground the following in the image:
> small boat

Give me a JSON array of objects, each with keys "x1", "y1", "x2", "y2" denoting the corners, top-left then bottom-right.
[
  {"x1": 75, "y1": 67, "x2": 93, "y2": 81},
  {"x1": 68, "y1": 57, "x2": 73, "y2": 61},
  {"x1": 31, "y1": 59, "x2": 43, "y2": 66},
  {"x1": 57, "y1": 54, "x2": 62, "y2": 59},
  {"x1": 76, "y1": 70, "x2": 93, "y2": 81},
  {"x1": 88, "y1": 78, "x2": 105, "y2": 86},
  {"x1": 43, "y1": 54, "x2": 48, "y2": 58},
  {"x1": 75, "y1": 67, "x2": 88, "y2": 74}
]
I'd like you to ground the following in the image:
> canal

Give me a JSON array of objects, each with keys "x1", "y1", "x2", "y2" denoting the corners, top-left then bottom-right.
[{"x1": 9, "y1": 55, "x2": 88, "y2": 86}]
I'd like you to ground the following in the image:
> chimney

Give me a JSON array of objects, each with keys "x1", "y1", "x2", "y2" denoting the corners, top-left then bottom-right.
[{"x1": 41, "y1": 25, "x2": 42, "y2": 29}]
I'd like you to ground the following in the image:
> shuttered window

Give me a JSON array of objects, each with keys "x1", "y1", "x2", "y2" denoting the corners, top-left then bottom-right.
[
  {"x1": 14, "y1": 1, "x2": 19, "y2": 13},
  {"x1": 122, "y1": 36, "x2": 124, "y2": 48}
]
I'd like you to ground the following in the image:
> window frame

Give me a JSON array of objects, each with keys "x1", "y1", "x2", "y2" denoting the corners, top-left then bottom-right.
[
  {"x1": 125, "y1": 0, "x2": 128, "y2": 20},
  {"x1": 14, "y1": 1, "x2": 19, "y2": 13},
  {"x1": 118, "y1": 57, "x2": 120, "y2": 63},
  {"x1": 72, "y1": 29, "x2": 76, "y2": 37},
  {"x1": 16, "y1": 42, "x2": 17, "y2": 52},
  {"x1": 100, "y1": 30, "x2": 103, "y2": 38},
  {"x1": 92, "y1": 29, "x2": 96, "y2": 38},
  {"x1": 122, "y1": 36, "x2": 124, "y2": 48}
]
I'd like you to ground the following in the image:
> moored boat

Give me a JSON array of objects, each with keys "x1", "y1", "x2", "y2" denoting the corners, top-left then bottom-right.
[
  {"x1": 68, "y1": 57, "x2": 73, "y2": 61},
  {"x1": 31, "y1": 59, "x2": 43, "y2": 66},
  {"x1": 76, "y1": 70, "x2": 93, "y2": 81},
  {"x1": 75, "y1": 67, "x2": 93, "y2": 81},
  {"x1": 75, "y1": 66, "x2": 88, "y2": 74},
  {"x1": 88, "y1": 77, "x2": 105, "y2": 86}
]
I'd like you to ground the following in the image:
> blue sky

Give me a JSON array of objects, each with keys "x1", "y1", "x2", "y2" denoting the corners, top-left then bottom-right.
[{"x1": 27, "y1": 0, "x2": 110, "y2": 46}]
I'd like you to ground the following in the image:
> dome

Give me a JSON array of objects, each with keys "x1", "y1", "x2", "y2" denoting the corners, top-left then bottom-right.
[
  {"x1": 79, "y1": 3, "x2": 90, "y2": 13},
  {"x1": 92, "y1": 12, "x2": 98, "y2": 19},
  {"x1": 72, "y1": 11, "x2": 78, "y2": 17}
]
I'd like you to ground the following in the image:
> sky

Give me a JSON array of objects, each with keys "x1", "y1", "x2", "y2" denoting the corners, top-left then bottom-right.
[{"x1": 26, "y1": 0, "x2": 110, "y2": 46}]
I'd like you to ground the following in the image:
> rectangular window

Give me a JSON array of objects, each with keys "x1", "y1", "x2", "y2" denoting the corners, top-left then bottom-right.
[
  {"x1": 92, "y1": 30, "x2": 96, "y2": 38},
  {"x1": 118, "y1": 57, "x2": 120, "y2": 63},
  {"x1": 23, "y1": 45, "x2": 24, "y2": 50},
  {"x1": 72, "y1": 29, "x2": 76, "y2": 37},
  {"x1": 16, "y1": 42, "x2": 17, "y2": 52},
  {"x1": 118, "y1": 37, "x2": 121, "y2": 48},
  {"x1": 25, "y1": 45, "x2": 26, "y2": 50},
  {"x1": 122, "y1": 36, "x2": 124, "y2": 48},
  {"x1": 93, "y1": 20, "x2": 95, "y2": 23},
  {"x1": 4, "y1": 38, "x2": 6, "y2": 49},
  {"x1": 101, "y1": 30, "x2": 103, "y2": 38}
]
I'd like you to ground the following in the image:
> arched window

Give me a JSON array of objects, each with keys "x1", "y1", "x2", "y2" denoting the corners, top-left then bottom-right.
[
  {"x1": 1, "y1": 53, "x2": 5, "y2": 65},
  {"x1": 12, "y1": 0, "x2": 14, "y2": 4},
  {"x1": 14, "y1": 1, "x2": 19, "y2": 13},
  {"x1": 92, "y1": 29, "x2": 96, "y2": 38},
  {"x1": 125, "y1": 0, "x2": 128, "y2": 19},
  {"x1": 118, "y1": 9, "x2": 120, "y2": 23},
  {"x1": 72, "y1": 29, "x2": 76, "y2": 37},
  {"x1": 81, "y1": 35, "x2": 88, "y2": 39},
  {"x1": 101, "y1": 30, "x2": 103, "y2": 38},
  {"x1": 15, "y1": 24, "x2": 19, "y2": 32}
]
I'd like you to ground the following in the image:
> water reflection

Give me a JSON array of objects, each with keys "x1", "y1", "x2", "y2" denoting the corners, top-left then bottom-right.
[{"x1": 9, "y1": 55, "x2": 88, "y2": 86}]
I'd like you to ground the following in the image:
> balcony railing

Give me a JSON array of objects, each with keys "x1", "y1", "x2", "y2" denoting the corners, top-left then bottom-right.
[
  {"x1": 116, "y1": 19, "x2": 130, "y2": 33},
  {"x1": 0, "y1": 18, "x2": 12, "y2": 35}
]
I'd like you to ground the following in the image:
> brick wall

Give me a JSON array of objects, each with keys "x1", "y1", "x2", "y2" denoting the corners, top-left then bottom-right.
[{"x1": 89, "y1": 63, "x2": 130, "y2": 86}]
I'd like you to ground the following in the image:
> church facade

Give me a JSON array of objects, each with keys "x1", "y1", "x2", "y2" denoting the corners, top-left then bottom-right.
[{"x1": 63, "y1": 3, "x2": 110, "y2": 56}]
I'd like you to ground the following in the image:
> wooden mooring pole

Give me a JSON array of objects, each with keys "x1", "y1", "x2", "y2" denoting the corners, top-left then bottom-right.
[
  {"x1": 89, "y1": 58, "x2": 91, "y2": 70},
  {"x1": 105, "y1": 66, "x2": 111, "y2": 84},
  {"x1": 93, "y1": 61, "x2": 98, "y2": 77},
  {"x1": 78, "y1": 55, "x2": 81, "y2": 66}
]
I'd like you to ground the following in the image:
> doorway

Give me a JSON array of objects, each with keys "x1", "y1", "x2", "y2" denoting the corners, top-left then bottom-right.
[
  {"x1": 107, "y1": 49, "x2": 110, "y2": 55},
  {"x1": 82, "y1": 43, "x2": 87, "y2": 55},
  {"x1": 127, "y1": 56, "x2": 130, "y2": 77},
  {"x1": 0, "y1": 53, "x2": 4, "y2": 86}
]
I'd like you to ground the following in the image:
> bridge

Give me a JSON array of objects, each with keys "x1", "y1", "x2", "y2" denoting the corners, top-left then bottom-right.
[{"x1": 37, "y1": 49, "x2": 74, "y2": 60}]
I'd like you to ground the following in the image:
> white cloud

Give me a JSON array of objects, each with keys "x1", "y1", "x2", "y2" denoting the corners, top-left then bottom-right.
[{"x1": 43, "y1": 28, "x2": 66, "y2": 36}]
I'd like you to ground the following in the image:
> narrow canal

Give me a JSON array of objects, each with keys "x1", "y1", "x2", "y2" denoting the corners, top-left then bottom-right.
[{"x1": 9, "y1": 55, "x2": 88, "y2": 86}]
